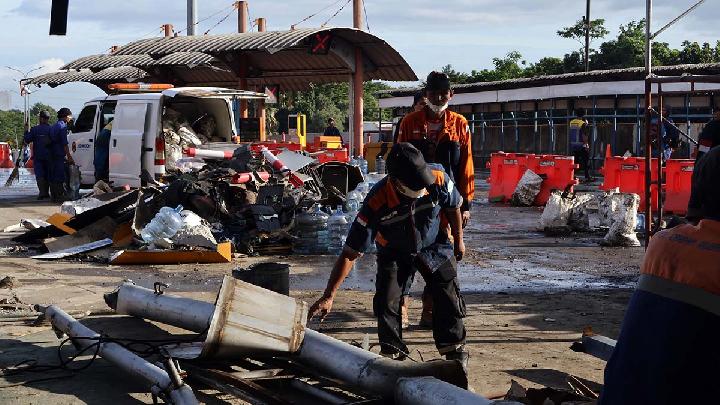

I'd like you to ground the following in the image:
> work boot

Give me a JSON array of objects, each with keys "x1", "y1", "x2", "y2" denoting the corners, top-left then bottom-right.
[
  {"x1": 445, "y1": 347, "x2": 470, "y2": 371},
  {"x1": 418, "y1": 290, "x2": 433, "y2": 329},
  {"x1": 36, "y1": 178, "x2": 50, "y2": 200},
  {"x1": 401, "y1": 296, "x2": 410, "y2": 329}
]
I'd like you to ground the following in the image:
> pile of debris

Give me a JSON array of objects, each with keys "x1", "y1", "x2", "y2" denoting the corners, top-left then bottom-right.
[
  {"x1": 29, "y1": 277, "x2": 494, "y2": 404},
  {"x1": 539, "y1": 188, "x2": 641, "y2": 247},
  {"x1": 4, "y1": 144, "x2": 368, "y2": 263}
]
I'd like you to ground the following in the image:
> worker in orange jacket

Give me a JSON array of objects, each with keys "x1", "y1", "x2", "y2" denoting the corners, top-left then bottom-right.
[
  {"x1": 600, "y1": 146, "x2": 720, "y2": 404},
  {"x1": 396, "y1": 71, "x2": 474, "y2": 327}
]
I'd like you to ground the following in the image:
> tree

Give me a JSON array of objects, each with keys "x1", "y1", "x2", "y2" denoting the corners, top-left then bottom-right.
[
  {"x1": 557, "y1": 18, "x2": 610, "y2": 48},
  {"x1": 0, "y1": 102, "x2": 57, "y2": 147},
  {"x1": 524, "y1": 57, "x2": 566, "y2": 77}
]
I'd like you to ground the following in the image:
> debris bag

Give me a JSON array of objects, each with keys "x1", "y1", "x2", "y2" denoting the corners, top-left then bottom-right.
[
  {"x1": 163, "y1": 129, "x2": 183, "y2": 171},
  {"x1": 192, "y1": 114, "x2": 216, "y2": 142},
  {"x1": 60, "y1": 196, "x2": 106, "y2": 216},
  {"x1": 539, "y1": 190, "x2": 594, "y2": 232},
  {"x1": 178, "y1": 126, "x2": 202, "y2": 147},
  {"x1": 172, "y1": 210, "x2": 217, "y2": 249},
  {"x1": 511, "y1": 169, "x2": 543, "y2": 206},
  {"x1": 174, "y1": 157, "x2": 206, "y2": 173},
  {"x1": 67, "y1": 164, "x2": 81, "y2": 201},
  {"x1": 601, "y1": 192, "x2": 641, "y2": 247}
]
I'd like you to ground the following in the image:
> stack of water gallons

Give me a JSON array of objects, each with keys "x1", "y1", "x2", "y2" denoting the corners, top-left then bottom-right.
[
  {"x1": 327, "y1": 206, "x2": 349, "y2": 254},
  {"x1": 293, "y1": 204, "x2": 329, "y2": 254}
]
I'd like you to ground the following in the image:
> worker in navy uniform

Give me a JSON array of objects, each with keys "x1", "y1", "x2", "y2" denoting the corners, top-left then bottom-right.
[
  {"x1": 323, "y1": 117, "x2": 341, "y2": 137},
  {"x1": 48, "y1": 107, "x2": 75, "y2": 202},
  {"x1": 308, "y1": 142, "x2": 469, "y2": 365},
  {"x1": 22, "y1": 110, "x2": 53, "y2": 199}
]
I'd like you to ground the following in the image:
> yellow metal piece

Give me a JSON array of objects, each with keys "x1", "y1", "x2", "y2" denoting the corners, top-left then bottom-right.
[
  {"x1": 46, "y1": 213, "x2": 76, "y2": 235},
  {"x1": 363, "y1": 142, "x2": 392, "y2": 172},
  {"x1": 314, "y1": 136, "x2": 343, "y2": 149},
  {"x1": 288, "y1": 114, "x2": 307, "y2": 148},
  {"x1": 110, "y1": 241, "x2": 232, "y2": 265}
]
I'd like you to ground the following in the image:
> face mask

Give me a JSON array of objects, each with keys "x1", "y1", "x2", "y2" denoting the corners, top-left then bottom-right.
[
  {"x1": 394, "y1": 179, "x2": 425, "y2": 199},
  {"x1": 427, "y1": 100, "x2": 448, "y2": 114}
]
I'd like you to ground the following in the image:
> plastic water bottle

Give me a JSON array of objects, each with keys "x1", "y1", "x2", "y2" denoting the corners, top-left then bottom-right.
[
  {"x1": 346, "y1": 188, "x2": 362, "y2": 213},
  {"x1": 328, "y1": 206, "x2": 349, "y2": 255},
  {"x1": 293, "y1": 204, "x2": 329, "y2": 254},
  {"x1": 357, "y1": 156, "x2": 368, "y2": 175},
  {"x1": 636, "y1": 213, "x2": 646, "y2": 232},
  {"x1": 375, "y1": 155, "x2": 385, "y2": 175},
  {"x1": 141, "y1": 205, "x2": 184, "y2": 244}
]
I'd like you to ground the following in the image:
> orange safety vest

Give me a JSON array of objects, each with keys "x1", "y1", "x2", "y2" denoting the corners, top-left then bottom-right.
[{"x1": 397, "y1": 109, "x2": 474, "y2": 209}]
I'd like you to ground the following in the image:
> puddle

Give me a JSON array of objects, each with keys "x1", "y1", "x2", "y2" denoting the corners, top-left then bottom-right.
[{"x1": 458, "y1": 259, "x2": 636, "y2": 292}]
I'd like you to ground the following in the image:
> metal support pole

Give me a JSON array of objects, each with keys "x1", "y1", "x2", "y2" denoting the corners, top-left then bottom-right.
[
  {"x1": 585, "y1": 0, "x2": 591, "y2": 72},
  {"x1": 163, "y1": 24, "x2": 173, "y2": 37},
  {"x1": 480, "y1": 112, "x2": 486, "y2": 159},
  {"x1": 257, "y1": 17, "x2": 266, "y2": 32},
  {"x1": 352, "y1": 0, "x2": 365, "y2": 157},
  {"x1": 644, "y1": 0, "x2": 653, "y2": 246},
  {"x1": 186, "y1": 0, "x2": 197, "y2": 35},
  {"x1": 236, "y1": 1, "x2": 248, "y2": 33},
  {"x1": 657, "y1": 85, "x2": 664, "y2": 231},
  {"x1": 42, "y1": 305, "x2": 198, "y2": 405}
]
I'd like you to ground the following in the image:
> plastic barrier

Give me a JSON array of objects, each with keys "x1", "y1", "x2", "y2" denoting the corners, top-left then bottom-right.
[
  {"x1": 486, "y1": 152, "x2": 532, "y2": 202},
  {"x1": 525, "y1": 155, "x2": 579, "y2": 205},
  {"x1": 0, "y1": 143, "x2": 14, "y2": 168},
  {"x1": 314, "y1": 148, "x2": 349, "y2": 164},
  {"x1": 664, "y1": 159, "x2": 694, "y2": 215},
  {"x1": 600, "y1": 156, "x2": 660, "y2": 209}
]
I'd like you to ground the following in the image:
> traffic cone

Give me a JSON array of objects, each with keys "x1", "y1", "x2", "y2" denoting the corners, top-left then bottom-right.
[{"x1": 605, "y1": 144, "x2": 612, "y2": 158}]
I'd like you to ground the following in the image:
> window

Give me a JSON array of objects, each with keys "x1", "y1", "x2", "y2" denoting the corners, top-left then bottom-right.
[
  {"x1": 100, "y1": 102, "x2": 116, "y2": 127},
  {"x1": 73, "y1": 105, "x2": 97, "y2": 133}
]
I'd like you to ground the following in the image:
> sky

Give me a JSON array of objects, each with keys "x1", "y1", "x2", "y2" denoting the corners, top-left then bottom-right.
[{"x1": 0, "y1": 0, "x2": 718, "y2": 114}]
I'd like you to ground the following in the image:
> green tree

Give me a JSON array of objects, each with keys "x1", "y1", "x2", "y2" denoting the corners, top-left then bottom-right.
[
  {"x1": 0, "y1": 102, "x2": 57, "y2": 147},
  {"x1": 557, "y1": 18, "x2": 610, "y2": 47}
]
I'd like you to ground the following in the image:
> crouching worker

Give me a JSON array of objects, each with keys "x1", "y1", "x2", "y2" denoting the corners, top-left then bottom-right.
[
  {"x1": 600, "y1": 146, "x2": 720, "y2": 404},
  {"x1": 308, "y1": 142, "x2": 469, "y2": 365}
]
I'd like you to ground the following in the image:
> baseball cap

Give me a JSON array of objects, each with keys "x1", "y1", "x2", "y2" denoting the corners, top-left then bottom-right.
[
  {"x1": 425, "y1": 71, "x2": 451, "y2": 92},
  {"x1": 386, "y1": 142, "x2": 435, "y2": 191},
  {"x1": 690, "y1": 146, "x2": 720, "y2": 219},
  {"x1": 39, "y1": 110, "x2": 50, "y2": 119}
]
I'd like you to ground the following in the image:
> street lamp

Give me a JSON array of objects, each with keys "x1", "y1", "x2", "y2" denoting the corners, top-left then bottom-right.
[{"x1": 5, "y1": 66, "x2": 43, "y2": 148}]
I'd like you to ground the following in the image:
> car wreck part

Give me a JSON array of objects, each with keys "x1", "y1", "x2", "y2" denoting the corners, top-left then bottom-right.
[
  {"x1": 105, "y1": 276, "x2": 307, "y2": 358},
  {"x1": 103, "y1": 281, "x2": 491, "y2": 402},
  {"x1": 40, "y1": 304, "x2": 198, "y2": 405},
  {"x1": 184, "y1": 147, "x2": 234, "y2": 160}
]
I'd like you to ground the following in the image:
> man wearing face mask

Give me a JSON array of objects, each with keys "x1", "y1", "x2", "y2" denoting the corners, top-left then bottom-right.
[
  {"x1": 308, "y1": 142, "x2": 469, "y2": 365},
  {"x1": 48, "y1": 107, "x2": 75, "y2": 202},
  {"x1": 397, "y1": 71, "x2": 474, "y2": 327}
]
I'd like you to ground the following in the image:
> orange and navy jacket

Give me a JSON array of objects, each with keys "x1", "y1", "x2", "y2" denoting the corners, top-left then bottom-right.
[
  {"x1": 344, "y1": 164, "x2": 461, "y2": 256},
  {"x1": 397, "y1": 110, "x2": 474, "y2": 211},
  {"x1": 600, "y1": 219, "x2": 720, "y2": 405}
]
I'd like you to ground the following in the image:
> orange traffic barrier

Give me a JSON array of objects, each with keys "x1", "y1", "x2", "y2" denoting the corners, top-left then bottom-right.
[
  {"x1": 664, "y1": 159, "x2": 694, "y2": 215},
  {"x1": 526, "y1": 155, "x2": 579, "y2": 205},
  {"x1": 314, "y1": 148, "x2": 349, "y2": 164},
  {"x1": 486, "y1": 152, "x2": 531, "y2": 202},
  {"x1": 600, "y1": 156, "x2": 660, "y2": 209},
  {"x1": 0, "y1": 143, "x2": 14, "y2": 168}
]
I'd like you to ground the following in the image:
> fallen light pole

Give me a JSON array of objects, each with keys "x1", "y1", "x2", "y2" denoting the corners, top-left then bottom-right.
[
  {"x1": 40, "y1": 304, "x2": 198, "y2": 405},
  {"x1": 395, "y1": 377, "x2": 496, "y2": 405},
  {"x1": 104, "y1": 280, "x2": 484, "y2": 401}
]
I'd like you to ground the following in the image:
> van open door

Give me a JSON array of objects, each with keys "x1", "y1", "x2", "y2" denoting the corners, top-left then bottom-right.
[
  {"x1": 68, "y1": 102, "x2": 99, "y2": 183},
  {"x1": 109, "y1": 102, "x2": 151, "y2": 187}
]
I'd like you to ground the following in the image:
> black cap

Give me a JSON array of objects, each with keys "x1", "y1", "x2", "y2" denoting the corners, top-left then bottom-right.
[
  {"x1": 425, "y1": 71, "x2": 451, "y2": 92},
  {"x1": 386, "y1": 142, "x2": 435, "y2": 191},
  {"x1": 690, "y1": 146, "x2": 720, "y2": 219},
  {"x1": 57, "y1": 107, "x2": 72, "y2": 118},
  {"x1": 39, "y1": 110, "x2": 50, "y2": 119}
]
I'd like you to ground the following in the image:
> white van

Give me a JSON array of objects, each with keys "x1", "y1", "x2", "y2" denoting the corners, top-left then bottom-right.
[{"x1": 68, "y1": 87, "x2": 266, "y2": 187}]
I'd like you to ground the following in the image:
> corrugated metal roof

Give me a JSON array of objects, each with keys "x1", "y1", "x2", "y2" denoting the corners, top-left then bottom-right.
[
  {"x1": 378, "y1": 63, "x2": 720, "y2": 97},
  {"x1": 28, "y1": 27, "x2": 416, "y2": 91},
  {"x1": 27, "y1": 66, "x2": 148, "y2": 86}
]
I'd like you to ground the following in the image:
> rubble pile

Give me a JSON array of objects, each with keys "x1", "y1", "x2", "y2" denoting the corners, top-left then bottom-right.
[{"x1": 6, "y1": 144, "x2": 371, "y2": 264}]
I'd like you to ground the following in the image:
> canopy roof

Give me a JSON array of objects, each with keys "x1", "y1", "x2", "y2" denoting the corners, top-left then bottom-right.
[{"x1": 26, "y1": 27, "x2": 417, "y2": 92}]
